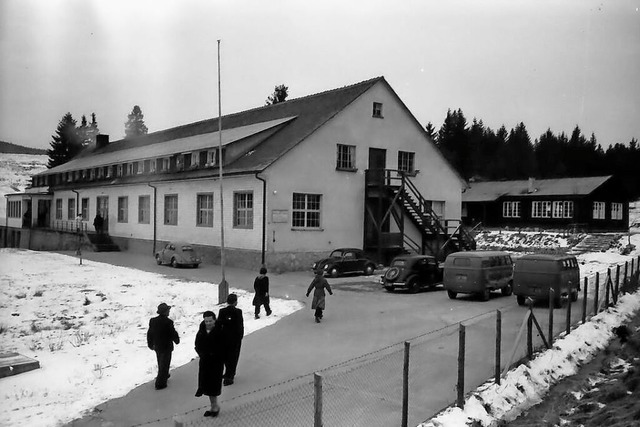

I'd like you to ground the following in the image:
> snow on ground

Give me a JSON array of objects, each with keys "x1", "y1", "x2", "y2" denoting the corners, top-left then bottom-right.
[
  {"x1": 0, "y1": 153, "x2": 48, "y2": 219},
  {"x1": 0, "y1": 249, "x2": 303, "y2": 427},
  {"x1": 422, "y1": 233, "x2": 640, "y2": 427}
]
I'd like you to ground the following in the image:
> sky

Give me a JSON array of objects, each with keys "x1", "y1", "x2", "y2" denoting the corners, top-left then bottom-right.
[
  {"x1": 1, "y1": 234, "x2": 639, "y2": 426},
  {"x1": 0, "y1": 0, "x2": 639, "y2": 150}
]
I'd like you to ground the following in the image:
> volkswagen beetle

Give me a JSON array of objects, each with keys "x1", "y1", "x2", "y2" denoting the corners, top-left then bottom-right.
[
  {"x1": 155, "y1": 242, "x2": 202, "y2": 268},
  {"x1": 311, "y1": 248, "x2": 377, "y2": 278}
]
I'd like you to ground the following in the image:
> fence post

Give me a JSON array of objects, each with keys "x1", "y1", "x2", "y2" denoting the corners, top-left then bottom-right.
[
  {"x1": 457, "y1": 324, "x2": 465, "y2": 408},
  {"x1": 605, "y1": 268, "x2": 611, "y2": 308},
  {"x1": 402, "y1": 341, "x2": 410, "y2": 427},
  {"x1": 495, "y1": 310, "x2": 502, "y2": 385},
  {"x1": 548, "y1": 290, "x2": 554, "y2": 345},
  {"x1": 594, "y1": 272, "x2": 600, "y2": 314},
  {"x1": 582, "y1": 277, "x2": 588, "y2": 324},
  {"x1": 565, "y1": 291, "x2": 572, "y2": 335},
  {"x1": 615, "y1": 265, "x2": 620, "y2": 303},
  {"x1": 314, "y1": 373, "x2": 322, "y2": 427},
  {"x1": 527, "y1": 304, "x2": 533, "y2": 360}
]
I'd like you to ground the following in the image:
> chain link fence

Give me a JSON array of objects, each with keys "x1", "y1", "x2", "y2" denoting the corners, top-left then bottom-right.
[{"x1": 172, "y1": 256, "x2": 639, "y2": 427}]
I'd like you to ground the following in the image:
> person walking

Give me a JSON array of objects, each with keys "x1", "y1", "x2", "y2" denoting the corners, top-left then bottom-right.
[
  {"x1": 194, "y1": 310, "x2": 224, "y2": 417},
  {"x1": 306, "y1": 270, "x2": 333, "y2": 323},
  {"x1": 218, "y1": 293, "x2": 244, "y2": 386},
  {"x1": 147, "y1": 302, "x2": 180, "y2": 390},
  {"x1": 252, "y1": 267, "x2": 272, "y2": 319}
]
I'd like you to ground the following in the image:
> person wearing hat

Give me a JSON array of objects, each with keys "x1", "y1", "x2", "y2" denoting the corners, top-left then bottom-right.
[
  {"x1": 306, "y1": 270, "x2": 333, "y2": 323},
  {"x1": 147, "y1": 302, "x2": 180, "y2": 390},
  {"x1": 252, "y1": 267, "x2": 272, "y2": 319},
  {"x1": 217, "y1": 293, "x2": 244, "y2": 386}
]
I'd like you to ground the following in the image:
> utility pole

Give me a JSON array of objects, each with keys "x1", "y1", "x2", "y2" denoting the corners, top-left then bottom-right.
[{"x1": 217, "y1": 39, "x2": 229, "y2": 304}]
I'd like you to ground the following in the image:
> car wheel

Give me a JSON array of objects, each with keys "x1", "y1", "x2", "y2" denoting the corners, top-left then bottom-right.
[
  {"x1": 501, "y1": 282, "x2": 513, "y2": 296},
  {"x1": 155, "y1": 255, "x2": 162, "y2": 265},
  {"x1": 171, "y1": 258, "x2": 179, "y2": 268},
  {"x1": 330, "y1": 267, "x2": 339, "y2": 278},
  {"x1": 384, "y1": 286, "x2": 394, "y2": 293},
  {"x1": 193, "y1": 263, "x2": 199, "y2": 269},
  {"x1": 447, "y1": 290, "x2": 457, "y2": 299},
  {"x1": 364, "y1": 264, "x2": 375, "y2": 276},
  {"x1": 571, "y1": 290, "x2": 578, "y2": 302},
  {"x1": 516, "y1": 295, "x2": 526, "y2": 306},
  {"x1": 481, "y1": 288, "x2": 491, "y2": 301},
  {"x1": 407, "y1": 278, "x2": 419, "y2": 294},
  {"x1": 384, "y1": 267, "x2": 400, "y2": 282}
]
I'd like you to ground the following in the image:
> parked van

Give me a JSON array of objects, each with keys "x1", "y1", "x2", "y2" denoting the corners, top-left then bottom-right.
[
  {"x1": 443, "y1": 251, "x2": 514, "y2": 301},
  {"x1": 513, "y1": 254, "x2": 580, "y2": 307}
]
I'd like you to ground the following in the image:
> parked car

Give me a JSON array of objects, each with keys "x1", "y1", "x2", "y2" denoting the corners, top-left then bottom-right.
[
  {"x1": 443, "y1": 250, "x2": 514, "y2": 301},
  {"x1": 381, "y1": 254, "x2": 443, "y2": 293},
  {"x1": 312, "y1": 248, "x2": 377, "y2": 277},
  {"x1": 155, "y1": 242, "x2": 202, "y2": 268},
  {"x1": 513, "y1": 254, "x2": 580, "y2": 307}
]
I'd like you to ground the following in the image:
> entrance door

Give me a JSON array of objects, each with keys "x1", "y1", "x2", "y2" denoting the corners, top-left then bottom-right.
[
  {"x1": 368, "y1": 148, "x2": 387, "y2": 184},
  {"x1": 37, "y1": 200, "x2": 50, "y2": 228},
  {"x1": 96, "y1": 196, "x2": 109, "y2": 233}
]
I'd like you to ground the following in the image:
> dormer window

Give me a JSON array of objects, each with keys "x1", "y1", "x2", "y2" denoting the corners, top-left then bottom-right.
[{"x1": 373, "y1": 102, "x2": 383, "y2": 118}]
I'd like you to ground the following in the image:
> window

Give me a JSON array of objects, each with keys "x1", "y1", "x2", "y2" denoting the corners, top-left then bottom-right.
[
  {"x1": 532, "y1": 201, "x2": 552, "y2": 218},
  {"x1": 292, "y1": 193, "x2": 321, "y2": 229},
  {"x1": 176, "y1": 155, "x2": 184, "y2": 171},
  {"x1": 143, "y1": 160, "x2": 151, "y2": 173},
  {"x1": 233, "y1": 191, "x2": 253, "y2": 228},
  {"x1": 117, "y1": 164, "x2": 123, "y2": 177},
  {"x1": 197, "y1": 193, "x2": 214, "y2": 227},
  {"x1": 611, "y1": 203, "x2": 623, "y2": 220},
  {"x1": 81, "y1": 198, "x2": 89, "y2": 220},
  {"x1": 138, "y1": 195, "x2": 150, "y2": 224},
  {"x1": 55, "y1": 199, "x2": 63, "y2": 220},
  {"x1": 336, "y1": 144, "x2": 356, "y2": 170},
  {"x1": 593, "y1": 201, "x2": 605, "y2": 219},
  {"x1": 503, "y1": 201, "x2": 521, "y2": 218},
  {"x1": 199, "y1": 151, "x2": 207, "y2": 167},
  {"x1": 149, "y1": 159, "x2": 156, "y2": 173},
  {"x1": 67, "y1": 198, "x2": 75, "y2": 220},
  {"x1": 398, "y1": 151, "x2": 415, "y2": 174},
  {"x1": 164, "y1": 195, "x2": 178, "y2": 225},
  {"x1": 552, "y1": 201, "x2": 574, "y2": 218},
  {"x1": 137, "y1": 161, "x2": 144, "y2": 174},
  {"x1": 207, "y1": 148, "x2": 224, "y2": 166},
  {"x1": 372, "y1": 102, "x2": 383, "y2": 118},
  {"x1": 162, "y1": 157, "x2": 170, "y2": 172},
  {"x1": 7, "y1": 201, "x2": 21, "y2": 218},
  {"x1": 431, "y1": 200, "x2": 445, "y2": 218},
  {"x1": 184, "y1": 153, "x2": 192, "y2": 169},
  {"x1": 90, "y1": 169, "x2": 96, "y2": 180},
  {"x1": 117, "y1": 197, "x2": 128, "y2": 223}
]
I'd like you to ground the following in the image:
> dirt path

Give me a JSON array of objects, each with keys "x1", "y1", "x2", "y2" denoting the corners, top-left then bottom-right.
[{"x1": 507, "y1": 310, "x2": 640, "y2": 427}]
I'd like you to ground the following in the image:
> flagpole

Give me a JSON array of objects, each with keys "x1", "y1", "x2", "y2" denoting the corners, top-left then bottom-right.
[{"x1": 217, "y1": 39, "x2": 229, "y2": 304}]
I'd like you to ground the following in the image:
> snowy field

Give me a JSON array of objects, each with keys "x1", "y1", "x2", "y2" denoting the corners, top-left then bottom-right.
[
  {"x1": 0, "y1": 249, "x2": 303, "y2": 427},
  {"x1": 0, "y1": 153, "x2": 48, "y2": 219}
]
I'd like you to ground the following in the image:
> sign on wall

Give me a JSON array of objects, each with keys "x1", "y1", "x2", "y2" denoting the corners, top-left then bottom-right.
[{"x1": 271, "y1": 209, "x2": 289, "y2": 223}]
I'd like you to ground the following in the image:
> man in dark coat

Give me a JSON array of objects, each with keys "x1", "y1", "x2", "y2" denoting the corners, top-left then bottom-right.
[
  {"x1": 147, "y1": 302, "x2": 180, "y2": 390},
  {"x1": 252, "y1": 267, "x2": 272, "y2": 319},
  {"x1": 93, "y1": 213, "x2": 104, "y2": 234},
  {"x1": 306, "y1": 270, "x2": 333, "y2": 323},
  {"x1": 218, "y1": 293, "x2": 244, "y2": 386}
]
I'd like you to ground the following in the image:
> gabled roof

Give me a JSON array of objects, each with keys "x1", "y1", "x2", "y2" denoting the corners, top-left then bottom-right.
[
  {"x1": 40, "y1": 77, "x2": 384, "y2": 176},
  {"x1": 462, "y1": 176, "x2": 614, "y2": 202}
]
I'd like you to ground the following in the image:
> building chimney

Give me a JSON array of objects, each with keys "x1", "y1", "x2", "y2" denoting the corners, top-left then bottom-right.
[
  {"x1": 96, "y1": 134, "x2": 109, "y2": 149},
  {"x1": 527, "y1": 177, "x2": 535, "y2": 193}
]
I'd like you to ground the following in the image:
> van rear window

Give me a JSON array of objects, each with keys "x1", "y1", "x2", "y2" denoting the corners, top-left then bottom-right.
[{"x1": 453, "y1": 258, "x2": 470, "y2": 266}]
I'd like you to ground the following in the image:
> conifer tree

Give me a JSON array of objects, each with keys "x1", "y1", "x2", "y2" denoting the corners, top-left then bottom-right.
[
  {"x1": 124, "y1": 105, "x2": 148, "y2": 138},
  {"x1": 265, "y1": 84, "x2": 289, "y2": 105},
  {"x1": 47, "y1": 113, "x2": 83, "y2": 168}
]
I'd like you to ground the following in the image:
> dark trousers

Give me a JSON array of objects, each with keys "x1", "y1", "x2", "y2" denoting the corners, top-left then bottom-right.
[
  {"x1": 223, "y1": 341, "x2": 242, "y2": 380},
  {"x1": 155, "y1": 350, "x2": 172, "y2": 388},
  {"x1": 254, "y1": 302, "x2": 271, "y2": 316},
  {"x1": 314, "y1": 308, "x2": 324, "y2": 319}
]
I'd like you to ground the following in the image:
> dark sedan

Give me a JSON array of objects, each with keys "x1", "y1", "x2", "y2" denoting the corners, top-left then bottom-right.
[{"x1": 312, "y1": 248, "x2": 377, "y2": 278}]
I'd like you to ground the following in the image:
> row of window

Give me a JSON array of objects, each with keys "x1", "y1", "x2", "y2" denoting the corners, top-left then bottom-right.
[
  {"x1": 502, "y1": 201, "x2": 624, "y2": 220},
  {"x1": 7, "y1": 201, "x2": 22, "y2": 218},
  {"x1": 54, "y1": 192, "x2": 323, "y2": 229},
  {"x1": 336, "y1": 144, "x2": 415, "y2": 174},
  {"x1": 34, "y1": 148, "x2": 225, "y2": 188}
]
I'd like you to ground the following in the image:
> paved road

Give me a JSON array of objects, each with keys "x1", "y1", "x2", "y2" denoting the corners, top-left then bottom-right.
[{"x1": 60, "y1": 250, "x2": 583, "y2": 427}]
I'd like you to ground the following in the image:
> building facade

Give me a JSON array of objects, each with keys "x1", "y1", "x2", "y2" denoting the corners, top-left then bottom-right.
[{"x1": 5, "y1": 77, "x2": 468, "y2": 271}]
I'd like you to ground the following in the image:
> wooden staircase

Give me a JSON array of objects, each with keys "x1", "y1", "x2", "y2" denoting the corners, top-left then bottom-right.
[{"x1": 365, "y1": 169, "x2": 476, "y2": 263}]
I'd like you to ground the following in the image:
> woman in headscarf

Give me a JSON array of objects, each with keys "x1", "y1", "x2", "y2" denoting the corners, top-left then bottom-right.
[{"x1": 194, "y1": 310, "x2": 224, "y2": 417}]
